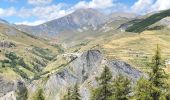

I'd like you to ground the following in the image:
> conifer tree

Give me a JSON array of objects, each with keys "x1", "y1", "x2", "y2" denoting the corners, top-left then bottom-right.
[
  {"x1": 135, "y1": 45, "x2": 169, "y2": 100},
  {"x1": 34, "y1": 88, "x2": 45, "y2": 100},
  {"x1": 62, "y1": 88, "x2": 72, "y2": 100},
  {"x1": 91, "y1": 66, "x2": 113, "y2": 100},
  {"x1": 110, "y1": 74, "x2": 131, "y2": 100},
  {"x1": 135, "y1": 77, "x2": 153, "y2": 100},
  {"x1": 62, "y1": 83, "x2": 81, "y2": 100},
  {"x1": 149, "y1": 45, "x2": 168, "y2": 100},
  {"x1": 16, "y1": 85, "x2": 28, "y2": 100},
  {"x1": 72, "y1": 83, "x2": 81, "y2": 100}
]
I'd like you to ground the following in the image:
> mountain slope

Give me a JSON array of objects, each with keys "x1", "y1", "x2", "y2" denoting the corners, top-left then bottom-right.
[
  {"x1": 16, "y1": 9, "x2": 137, "y2": 41},
  {"x1": 0, "y1": 20, "x2": 61, "y2": 81},
  {"x1": 0, "y1": 18, "x2": 9, "y2": 24},
  {"x1": 1, "y1": 7, "x2": 170, "y2": 100},
  {"x1": 16, "y1": 9, "x2": 106, "y2": 37},
  {"x1": 125, "y1": 9, "x2": 170, "y2": 33}
]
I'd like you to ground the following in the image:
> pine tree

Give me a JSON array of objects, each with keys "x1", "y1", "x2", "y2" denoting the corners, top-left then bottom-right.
[
  {"x1": 149, "y1": 45, "x2": 168, "y2": 100},
  {"x1": 91, "y1": 66, "x2": 113, "y2": 100},
  {"x1": 34, "y1": 88, "x2": 45, "y2": 100},
  {"x1": 72, "y1": 83, "x2": 81, "y2": 100},
  {"x1": 15, "y1": 81, "x2": 28, "y2": 100},
  {"x1": 135, "y1": 45, "x2": 169, "y2": 100},
  {"x1": 110, "y1": 74, "x2": 131, "y2": 100},
  {"x1": 62, "y1": 84, "x2": 81, "y2": 100},
  {"x1": 16, "y1": 86, "x2": 28, "y2": 100},
  {"x1": 62, "y1": 88, "x2": 72, "y2": 100},
  {"x1": 135, "y1": 77, "x2": 153, "y2": 100}
]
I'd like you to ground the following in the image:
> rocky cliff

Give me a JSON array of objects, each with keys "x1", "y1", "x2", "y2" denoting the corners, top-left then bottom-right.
[
  {"x1": 0, "y1": 76, "x2": 27, "y2": 100},
  {"x1": 29, "y1": 50, "x2": 143, "y2": 100}
]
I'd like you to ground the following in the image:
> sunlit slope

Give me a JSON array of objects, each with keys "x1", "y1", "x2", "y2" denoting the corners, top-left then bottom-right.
[
  {"x1": 65, "y1": 30, "x2": 170, "y2": 71},
  {"x1": 0, "y1": 23, "x2": 61, "y2": 80}
]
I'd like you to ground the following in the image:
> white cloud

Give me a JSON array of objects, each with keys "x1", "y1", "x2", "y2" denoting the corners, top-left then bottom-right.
[
  {"x1": 15, "y1": 20, "x2": 45, "y2": 26},
  {"x1": 15, "y1": 3, "x2": 73, "y2": 25},
  {"x1": 74, "y1": 0, "x2": 114, "y2": 9},
  {"x1": 131, "y1": 0, "x2": 154, "y2": 14},
  {"x1": 28, "y1": 0, "x2": 53, "y2": 6},
  {"x1": 0, "y1": 7, "x2": 16, "y2": 17},
  {"x1": 131, "y1": 0, "x2": 170, "y2": 14},
  {"x1": 17, "y1": 3, "x2": 72, "y2": 20},
  {"x1": 31, "y1": 4, "x2": 70, "y2": 20},
  {"x1": 150, "y1": 0, "x2": 170, "y2": 12}
]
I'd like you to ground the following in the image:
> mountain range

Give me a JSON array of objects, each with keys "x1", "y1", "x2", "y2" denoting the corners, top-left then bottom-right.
[
  {"x1": 16, "y1": 9, "x2": 137, "y2": 38},
  {"x1": 0, "y1": 8, "x2": 170, "y2": 100}
]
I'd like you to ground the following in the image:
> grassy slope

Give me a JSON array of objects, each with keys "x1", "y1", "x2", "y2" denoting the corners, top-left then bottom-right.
[
  {"x1": 126, "y1": 9, "x2": 170, "y2": 33},
  {"x1": 1, "y1": 17, "x2": 170, "y2": 83},
  {"x1": 65, "y1": 29, "x2": 170, "y2": 75},
  {"x1": 0, "y1": 24, "x2": 60, "y2": 80}
]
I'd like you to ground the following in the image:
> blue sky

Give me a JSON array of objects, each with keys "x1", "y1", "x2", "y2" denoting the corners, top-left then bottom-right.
[{"x1": 0, "y1": 0, "x2": 170, "y2": 25}]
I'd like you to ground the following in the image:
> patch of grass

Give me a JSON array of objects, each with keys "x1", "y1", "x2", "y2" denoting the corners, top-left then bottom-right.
[
  {"x1": 32, "y1": 71, "x2": 50, "y2": 81},
  {"x1": 52, "y1": 44, "x2": 65, "y2": 53}
]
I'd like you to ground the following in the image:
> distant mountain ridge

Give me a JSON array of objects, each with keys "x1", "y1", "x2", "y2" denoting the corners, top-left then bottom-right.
[
  {"x1": 16, "y1": 8, "x2": 137, "y2": 38},
  {"x1": 16, "y1": 9, "x2": 106, "y2": 37},
  {"x1": 0, "y1": 18, "x2": 9, "y2": 24}
]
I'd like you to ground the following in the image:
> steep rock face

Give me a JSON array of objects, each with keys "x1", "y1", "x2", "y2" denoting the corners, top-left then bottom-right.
[
  {"x1": 0, "y1": 77, "x2": 15, "y2": 97},
  {"x1": 0, "y1": 77, "x2": 27, "y2": 100},
  {"x1": 31, "y1": 50, "x2": 143, "y2": 100}
]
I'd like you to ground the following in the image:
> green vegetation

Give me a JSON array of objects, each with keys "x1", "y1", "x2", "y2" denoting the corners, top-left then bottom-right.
[
  {"x1": 91, "y1": 66, "x2": 131, "y2": 100},
  {"x1": 110, "y1": 74, "x2": 131, "y2": 100},
  {"x1": 32, "y1": 71, "x2": 49, "y2": 80},
  {"x1": 91, "y1": 46, "x2": 169, "y2": 100},
  {"x1": 52, "y1": 44, "x2": 65, "y2": 53},
  {"x1": 62, "y1": 88, "x2": 72, "y2": 100},
  {"x1": 32, "y1": 46, "x2": 56, "y2": 61},
  {"x1": 0, "y1": 52, "x2": 30, "y2": 79},
  {"x1": 91, "y1": 66, "x2": 113, "y2": 100},
  {"x1": 149, "y1": 45, "x2": 168, "y2": 99},
  {"x1": 135, "y1": 45, "x2": 169, "y2": 100},
  {"x1": 16, "y1": 83, "x2": 28, "y2": 100},
  {"x1": 34, "y1": 88, "x2": 45, "y2": 100},
  {"x1": 72, "y1": 83, "x2": 81, "y2": 100},
  {"x1": 31, "y1": 57, "x2": 48, "y2": 72},
  {"x1": 135, "y1": 77, "x2": 153, "y2": 100},
  {"x1": 62, "y1": 83, "x2": 81, "y2": 100},
  {"x1": 126, "y1": 9, "x2": 170, "y2": 32}
]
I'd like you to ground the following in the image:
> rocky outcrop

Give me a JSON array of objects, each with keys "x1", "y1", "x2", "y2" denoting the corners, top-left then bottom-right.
[
  {"x1": 0, "y1": 77, "x2": 27, "y2": 100},
  {"x1": 29, "y1": 50, "x2": 143, "y2": 100},
  {"x1": 0, "y1": 41, "x2": 16, "y2": 48},
  {"x1": 0, "y1": 77, "x2": 15, "y2": 97}
]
